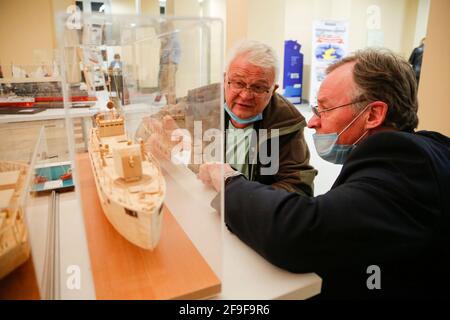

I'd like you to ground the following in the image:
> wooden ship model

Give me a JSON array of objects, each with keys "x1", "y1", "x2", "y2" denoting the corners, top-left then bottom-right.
[
  {"x1": 0, "y1": 161, "x2": 30, "y2": 279},
  {"x1": 88, "y1": 100, "x2": 166, "y2": 249}
]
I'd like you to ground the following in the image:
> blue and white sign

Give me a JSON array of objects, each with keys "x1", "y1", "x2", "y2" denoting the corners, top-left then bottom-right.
[
  {"x1": 309, "y1": 20, "x2": 349, "y2": 107},
  {"x1": 283, "y1": 40, "x2": 304, "y2": 104}
]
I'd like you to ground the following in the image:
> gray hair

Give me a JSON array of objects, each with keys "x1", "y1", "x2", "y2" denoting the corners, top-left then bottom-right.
[
  {"x1": 327, "y1": 48, "x2": 419, "y2": 132},
  {"x1": 226, "y1": 40, "x2": 279, "y2": 82}
]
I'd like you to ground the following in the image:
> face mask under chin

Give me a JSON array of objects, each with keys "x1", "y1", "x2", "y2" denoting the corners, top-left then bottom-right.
[
  {"x1": 224, "y1": 102, "x2": 263, "y2": 125},
  {"x1": 312, "y1": 105, "x2": 370, "y2": 164}
]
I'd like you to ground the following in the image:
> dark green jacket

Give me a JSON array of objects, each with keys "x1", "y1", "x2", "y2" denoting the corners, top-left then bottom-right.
[{"x1": 225, "y1": 93, "x2": 317, "y2": 196}]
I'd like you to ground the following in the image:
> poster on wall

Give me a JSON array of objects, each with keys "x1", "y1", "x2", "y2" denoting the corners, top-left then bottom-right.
[
  {"x1": 309, "y1": 20, "x2": 349, "y2": 106},
  {"x1": 283, "y1": 40, "x2": 304, "y2": 104}
]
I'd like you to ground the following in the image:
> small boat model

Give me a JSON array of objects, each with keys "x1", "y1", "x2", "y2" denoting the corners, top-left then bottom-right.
[
  {"x1": 0, "y1": 95, "x2": 35, "y2": 108},
  {"x1": 87, "y1": 101, "x2": 166, "y2": 249},
  {"x1": 0, "y1": 161, "x2": 30, "y2": 279},
  {"x1": 59, "y1": 170, "x2": 72, "y2": 181}
]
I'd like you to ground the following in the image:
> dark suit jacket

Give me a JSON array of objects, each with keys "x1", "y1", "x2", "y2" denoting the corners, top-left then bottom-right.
[
  {"x1": 408, "y1": 44, "x2": 424, "y2": 82},
  {"x1": 225, "y1": 130, "x2": 450, "y2": 299}
]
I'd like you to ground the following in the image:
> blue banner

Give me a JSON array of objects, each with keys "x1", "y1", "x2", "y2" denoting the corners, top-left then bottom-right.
[{"x1": 283, "y1": 40, "x2": 303, "y2": 104}]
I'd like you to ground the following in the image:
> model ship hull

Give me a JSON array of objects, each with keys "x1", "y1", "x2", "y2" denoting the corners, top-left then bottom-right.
[
  {"x1": 0, "y1": 161, "x2": 30, "y2": 279},
  {"x1": 88, "y1": 127, "x2": 166, "y2": 250}
]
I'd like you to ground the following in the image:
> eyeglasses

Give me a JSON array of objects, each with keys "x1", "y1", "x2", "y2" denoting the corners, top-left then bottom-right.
[
  {"x1": 227, "y1": 80, "x2": 272, "y2": 95},
  {"x1": 311, "y1": 100, "x2": 366, "y2": 118}
]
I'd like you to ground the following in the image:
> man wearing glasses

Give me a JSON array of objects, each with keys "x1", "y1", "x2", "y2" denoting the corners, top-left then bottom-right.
[
  {"x1": 221, "y1": 40, "x2": 317, "y2": 196},
  {"x1": 200, "y1": 48, "x2": 450, "y2": 299}
]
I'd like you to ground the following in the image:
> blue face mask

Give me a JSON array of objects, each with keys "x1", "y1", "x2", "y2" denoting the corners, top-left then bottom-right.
[
  {"x1": 312, "y1": 105, "x2": 370, "y2": 164},
  {"x1": 224, "y1": 102, "x2": 263, "y2": 125}
]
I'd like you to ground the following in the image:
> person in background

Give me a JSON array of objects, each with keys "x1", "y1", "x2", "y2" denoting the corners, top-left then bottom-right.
[
  {"x1": 199, "y1": 48, "x2": 450, "y2": 299},
  {"x1": 107, "y1": 53, "x2": 126, "y2": 103},
  {"x1": 155, "y1": 21, "x2": 181, "y2": 105},
  {"x1": 109, "y1": 53, "x2": 122, "y2": 70},
  {"x1": 408, "y1": 37, "x2": 425, "y2": 84}
]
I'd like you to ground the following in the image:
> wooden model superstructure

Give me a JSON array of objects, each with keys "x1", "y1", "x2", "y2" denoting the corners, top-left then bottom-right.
[
  {"x1": 0, "y1": 161, "x2": 30, "y2": 279},
  {"x1": 88, "y1": 101, "x2": 166, "y2": 249}
]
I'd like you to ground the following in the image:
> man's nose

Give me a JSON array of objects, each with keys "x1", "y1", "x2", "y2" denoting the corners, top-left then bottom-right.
[
  {"x1": 307, "y1": 114, "x2": 320, "y2": 129},
  {"x1": 238, "y1": 87, "x2": 255, "y2": 99}
]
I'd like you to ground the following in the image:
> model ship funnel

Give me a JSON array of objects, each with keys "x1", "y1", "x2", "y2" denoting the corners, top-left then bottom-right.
[{"x1": 113, "y1": 144, "x2": 143, "y2": 182}]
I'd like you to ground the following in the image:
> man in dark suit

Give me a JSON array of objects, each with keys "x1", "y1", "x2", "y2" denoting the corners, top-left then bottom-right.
[
  {"x1": 408, "y1": 38, "x2": 425, "y2": 84},
  {"x1": 199, "y1": 48, "x2": 450, "y2": 299}
]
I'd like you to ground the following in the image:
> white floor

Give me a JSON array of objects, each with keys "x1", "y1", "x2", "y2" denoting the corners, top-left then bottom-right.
[{"x1": 295, "y1": 103, "x2": 343, "y2": 196}]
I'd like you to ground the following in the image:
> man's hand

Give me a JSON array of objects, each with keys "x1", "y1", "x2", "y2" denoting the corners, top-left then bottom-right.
[{"x1": 198, "y1": 163, "x2": 235, "y2": 192}]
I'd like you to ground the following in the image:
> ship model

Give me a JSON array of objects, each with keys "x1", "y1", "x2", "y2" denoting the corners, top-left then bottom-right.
[
  {"x1": 0, "y1": 95, "x2": 35, "y2": 108},
  {"x1": 88, "y1": 100, "x2": 166, "y2": 249},
  {"x1": 4, "y1": 82, "x2": 96, "y2": 108},
  {"x1": 0, "y1": 161, "x2": 30, "y2": 279}
]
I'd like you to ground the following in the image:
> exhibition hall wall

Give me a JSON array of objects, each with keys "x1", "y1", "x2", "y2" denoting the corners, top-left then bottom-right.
[
  {"x1": 417, "y1": 0, "x2": 450, "y2": 135},
  {"x1": 226, "y1": 0, "x2": 430, "y2": 102}
]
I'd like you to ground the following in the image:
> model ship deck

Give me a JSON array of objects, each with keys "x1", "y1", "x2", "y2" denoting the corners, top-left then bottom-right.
[{"x1": 91, "y1": 133, "x2": 164, "y2": 213}]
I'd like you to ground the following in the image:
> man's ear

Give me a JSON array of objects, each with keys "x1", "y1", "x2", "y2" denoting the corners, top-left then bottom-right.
[
  {"x1": 365, "y1": 101, "x2": 388, "y2": 130},
  {"x1": 272, "y1": 84, "x2": 279, "y2": 96}
]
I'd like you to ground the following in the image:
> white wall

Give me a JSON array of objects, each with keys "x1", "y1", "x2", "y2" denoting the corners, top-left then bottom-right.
[
  {"x1": 246, "y1": 0, "x2": 285, "y2": 85},
  {"x1": 141, "y1": 0, "x2": 160, "y2": 15},
  {"x1": 164, "y1": 0, "x2": 224, "y2": 95},
  {"x1": 414, "y1": 0, "x2": 430, "y2": 47},
  {"x1": 110, "y1": 0, "x2": 136, "y2": 14},
  {"x1": 0, "y1": 0, "x2": 74, "y2": 76},
  {"x1": 204, "y1": 0, "x2": 226, "y2": 84},
  {"x1": 227, "y1": 0, "x2": 423, "y2": 102}
]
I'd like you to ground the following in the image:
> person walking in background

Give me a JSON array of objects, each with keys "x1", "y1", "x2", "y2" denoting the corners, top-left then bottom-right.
[
  {"x1": 408, "y1": 37, "x2": 425, "y2": 85},
  {"x1": 155, "y1": 21, "x2": 181, "y2": 105},
  {"x1": 109, "y1": 53, "x2": 123, "y2": 70}
]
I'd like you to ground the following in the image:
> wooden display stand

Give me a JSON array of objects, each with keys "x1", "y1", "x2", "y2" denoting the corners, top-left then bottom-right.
[{"x1": 76, "y1": 153, "x2": 221, "y2": 299}]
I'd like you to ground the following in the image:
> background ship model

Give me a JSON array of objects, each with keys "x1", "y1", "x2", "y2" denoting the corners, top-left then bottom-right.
[
  {"x1": 0, "y1": 95, "x2": 35, "y2": 108},
  {"x1": 2, "y1": 82, "x2": 95, "y2": 108},
  {"x1": 0, "y1": 161, "x2": 30, "y2": 279},
  {"x1": 88, "y1": 100, "x2": 166, "y2": 249}
]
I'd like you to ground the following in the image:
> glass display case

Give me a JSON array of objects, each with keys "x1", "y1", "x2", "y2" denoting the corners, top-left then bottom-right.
[
  {"x1": 0, "y1": 123, "x2": 62, "y2": 299},
  {"x1": 55, "y1": 13, "x2": 224, "y2": 299},
  {"x1": 0, "y1": 121, "x2": 93, "y2": 300}
]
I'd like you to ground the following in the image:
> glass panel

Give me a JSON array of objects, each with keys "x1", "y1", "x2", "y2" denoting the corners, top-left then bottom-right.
[{"x1": 55, "y1": 13, "x2": 224, "y2": 299}]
